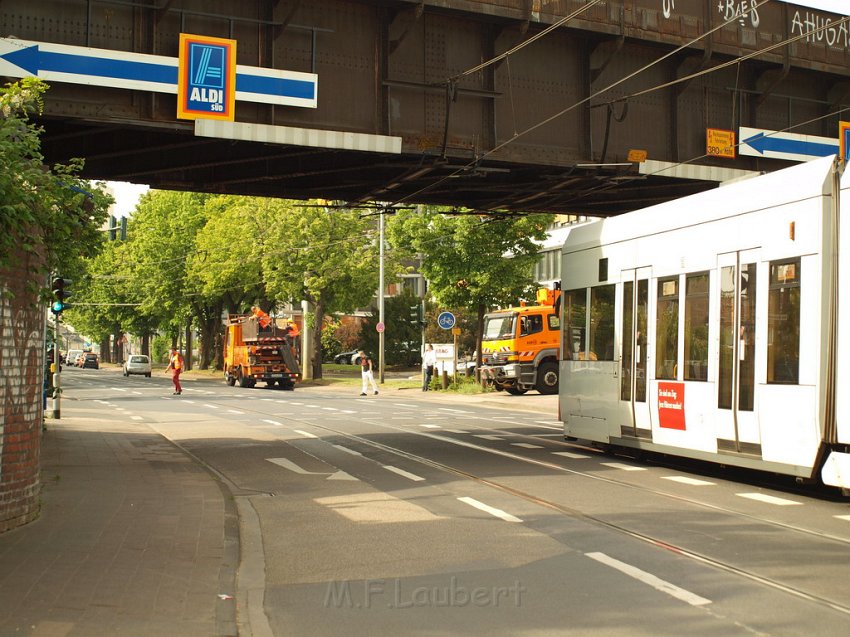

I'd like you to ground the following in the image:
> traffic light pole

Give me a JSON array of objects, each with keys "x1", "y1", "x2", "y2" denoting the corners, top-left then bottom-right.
[{"x1": 52, "y1": 312, "x2": 61, "y2": 420}]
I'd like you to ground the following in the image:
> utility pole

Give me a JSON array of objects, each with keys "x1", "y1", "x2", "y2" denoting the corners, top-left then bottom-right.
[{"x1": 378, "y1": 210, "x2": 386, "y2": 384}]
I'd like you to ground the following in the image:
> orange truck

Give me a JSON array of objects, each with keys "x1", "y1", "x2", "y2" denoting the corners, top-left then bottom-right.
[
  {"x1": 223, "y1": 314, "x2": 301, "y2": 389},
  {"x1": 478, "y1": 286, "x2": 561, "y2": 395}
]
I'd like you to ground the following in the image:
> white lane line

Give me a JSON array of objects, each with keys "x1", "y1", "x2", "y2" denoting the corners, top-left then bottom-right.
[
  {"x1": 383, "y1": 466, "x2": 426, "y2": 482},
  {"x1": 340, "y1": 410, "x2": 357, "y2": 414},
  {"x1": 203, "y1": 404, "x2": 220, "y2": 409},
  {"x1": 393, "y1": 403, "x2": 417, "y2": 409},
  {"x1": 333, "y1": 445, "x2": 362, "y2": 456},
  {"x1": 182, "y1": 399, "x2": 196, "y2": 404},
  {"x1": 276, "y1": 400, "x2": 288, "y2": 404},
  {"x1": 261, "y1": 398, "x2": 275, "y2": 402},
  {"x1": 322, "y1": 407, "x2": 338, "y2": 412},
  {"x1": 536, "y1": 420, "x2": 563, "y2": 427},
  {"x1": 457, "y1": 497, "x2": 522, "y2": 523},
  {"x1": 96, "y1": 400, "x2": 110, "y2": 405},
  {"x1": 601, "y1": 462, "x2": 647, "y2": 472},
  {"x1": 131, "y1": 416, "x2": 143, "y2": 421},
  {"x1": 110, "y1": 387, "x2": 128, "y2": 392},
  {"x1": 586, "y1": 552, "x2": 711, "y2": 607},
  {"x1": 473, "y1": 435, "x2": 504, "y2": 441},
  {"x1": 737, "y1": 493, "x2": 802, "y2": 506},
  {"x1": 228, "y1": 410, "x2": 244, "y2": 414},
  {"x1": 420, "y1": 424, "x2": 441, "y2": 429},
  {"x1": 512, "y1": 443, "x2": 544, "y2": 449},
  {"x1": 834, "y1": 515, "x2": 850, "y2": 522},
  {"x1": 262, "y1": 419, "x2": 284, "y2": 426},
  {"x1": 131, "y1": 391, "x2": 143, "y2": 396},
  {"x1": 536, "y1": 433, "x2": 565, "y2": 437},
  {"x1": 294, "y1": 429, "x2": 318, "y2": 438},
  {"x1": 442, "y1": 429, "x2": 468, "y2": 434},
  {"x1": 662, "y1": 476, "x2": 716, "y2": 487},
  {"x1": 289, "y1": 402, "x2": 303, "y2": 405},
  {"x1": 553, "y1": 451, "x2": 592, "y2": 459},
  {"x1": 438, "y1": 407, "x2": 471, "y2": 414}
]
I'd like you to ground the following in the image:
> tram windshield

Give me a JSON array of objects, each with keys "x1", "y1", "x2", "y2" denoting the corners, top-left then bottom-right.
[{"x1": 483, "y1": 313, "x2": 517, "y2": 340}]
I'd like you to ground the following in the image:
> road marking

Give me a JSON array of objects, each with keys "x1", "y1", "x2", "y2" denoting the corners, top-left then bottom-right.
[
  {"x1": 442, "y1": 429, "x2": 468, "y2": 434},
  {"x1": 662, "y1": 476, "x2": 716, "y2": 486},
  {"x1": 834, "y1": 515, "x2": 850, "y2": 522},
  {"x1": 586, "y1": 552, "x2": 711, "y2": 606},
  {"x1": 294, "y1": 429, "x2": 318, "y2": 438},
  {"x1": 96, "y1": 400, "x2": 111, "y2": 405},
  {"x1": 276, "y1": 400, "x2": 288, "y2": 404},
  {"x1": 383, "y1": 466, "x2": 426, "y2": 482},
  {"x1": 553, "y1": 451, "x2": 591, "y2": 459},
  {"x1": 393, "y1": 403, "x2": 417, "y2": 409},
  {"x1": 457, "y1": 497, "x2": 522, "y2": 523},
  {"x1": 333, "y1": 444, "x2": 362, "y2": 456},
  {"x1": 736, "y1": 493, "x2": 802, "y2": 506},
  {"x1": 110, "y1": 387, "x2": 128, "y2": 392},
  {"x1": 203, "y1": 404, "x2": 219, "y2": 409},
  {"x1": 340, "y1": 410, "x2": 357, "y2": 414},
  {"x1": 131, "y1": 391, "x2": 143, "y2": 395},
  {"x1": 322, "y1": 407, "x2": 339, "y2": 412},
  {"x1": 420, "y1": 424, "x2": 441, "y2": 429},
  {"x1": 536, "y1": 433, "x2": 565, "y2": 437},
  {"x1": 536, "y1": 420, "x2": 563, "y2": 427},
  {"x1": 267, "y1": 457, "x2": 356, "y2": 481},
  {"x1": 438, "y1": 407, "x2": 471, "y2": 414},
  {"x1": 131, "y1": 416, "x2": 143, "y2": 421},
  {"x1": 228, "y1": 410, "x2": 244, "y2": 414},
  {"x1": 261, "y1": 398, "x2": 275, "y2": 402},
  {"x1": 512, "y1": 442, "x2": 543, "y2": 449},
  {"x1": 182, "y1": 399, "x2": 196, "y2": 404},
  {"x1": 289, "y1": 402, "x2": 303, "y2": 405},
  {"x1": 262, "y1": 419, "x2": 283, "y2": 426},
  {"x1": 473, "y1": 435, "x2": 504, "y2": 441},
  {"x1": 601, "y1": 462, "x2": 647, "y2": 472}
]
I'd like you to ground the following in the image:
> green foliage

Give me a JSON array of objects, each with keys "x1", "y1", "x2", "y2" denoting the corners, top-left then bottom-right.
[
  {"x1": 152, "y1": 335, "x2": 170, "y2": 364},
  {"x1": 0, "y1": 78, "x2": 111, "y2": 284},
  {"x1": 360, "y1": 289, "x2": 424, "y2": 366}
]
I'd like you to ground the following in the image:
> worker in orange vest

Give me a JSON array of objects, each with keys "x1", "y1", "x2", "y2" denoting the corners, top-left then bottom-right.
[{"x1": 166, "y1": 348, "x2": 184, "y2": 395}]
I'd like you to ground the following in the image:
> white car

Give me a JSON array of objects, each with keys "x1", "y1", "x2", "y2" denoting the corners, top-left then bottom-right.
[{"x1": 123, "y1": 355, "x2": 152, "y2": 377}]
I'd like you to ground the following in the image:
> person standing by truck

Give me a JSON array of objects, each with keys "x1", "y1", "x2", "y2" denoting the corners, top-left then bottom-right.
[{"x1": 166, "y1": 348, "x2": 184, "y2": 395}]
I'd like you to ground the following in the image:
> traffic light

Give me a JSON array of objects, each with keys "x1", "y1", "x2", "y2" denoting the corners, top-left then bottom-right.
[
  {"x1": 51, "y1": 277, "x2": 72, "y2": 315},
  {"x1": 409, "y1": 304, "x2": 424, "y2": 326}
]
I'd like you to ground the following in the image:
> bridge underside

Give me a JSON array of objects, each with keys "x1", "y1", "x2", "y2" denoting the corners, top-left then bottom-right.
[{"x1": 4, "y1": 0, "x2": 849, "y2": 216}]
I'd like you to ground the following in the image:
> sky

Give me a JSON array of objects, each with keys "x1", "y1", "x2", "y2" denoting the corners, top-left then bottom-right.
[
  {"x1": 782, "y1": 0, "x2": 849, "y2": 14},
  {"x1": 107, "y1": 181, "x2": 149, "y2": 218}
]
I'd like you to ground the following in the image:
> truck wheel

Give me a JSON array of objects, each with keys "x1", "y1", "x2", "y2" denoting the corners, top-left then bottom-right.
[
  {"x1": 238, "y1": 368, "x2": 251, "y2": 388},
  {"x1": 506, "y1": 386, "x2": 528, "y2": 395},
  {"x1": 535, "y1": 362, "x2": 559, "y2": 395},
  {"x1": 226, "y1": 372, "x2": 236, "y2": 386}
]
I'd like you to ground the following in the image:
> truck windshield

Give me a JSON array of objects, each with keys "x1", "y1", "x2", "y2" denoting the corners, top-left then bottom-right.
[{"x1": 483, "y1": 313, "x2": 516, "y2": 340}]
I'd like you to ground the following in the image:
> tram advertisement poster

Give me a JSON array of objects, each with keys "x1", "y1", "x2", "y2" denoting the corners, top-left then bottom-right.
[{"x1": 657, "y1": 382, "x2": 686, "y2": 430}]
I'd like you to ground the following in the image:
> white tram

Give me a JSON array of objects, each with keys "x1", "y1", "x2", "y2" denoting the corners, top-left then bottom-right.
[{"x1": 559, "y1": 156, "x2": 850, "y2": 489}]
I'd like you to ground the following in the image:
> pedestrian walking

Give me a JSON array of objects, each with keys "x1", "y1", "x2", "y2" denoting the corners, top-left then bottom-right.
[
  {"x1": 422, "y1": 344, "x2": 436, "y2": 391},
  {"x1": 358, "y1": 350, "x2": 378, "y2": 396},
  {"x1": 166, "y1": 348, "x2": 184, "y2": 395}
]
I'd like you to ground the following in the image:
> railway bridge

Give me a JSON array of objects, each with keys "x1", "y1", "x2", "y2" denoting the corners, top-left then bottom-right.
[{"x1": 2, "y1": 0, "x2": 849, "y2": 215}]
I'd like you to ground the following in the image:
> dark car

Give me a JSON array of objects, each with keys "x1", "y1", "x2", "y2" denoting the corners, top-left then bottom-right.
[
  {"x1": 333, "y1": 349, "x2": 361, "y2": 365},
  {"x1": 81, "y1": 353, "x2": 99, "y2": 369}
]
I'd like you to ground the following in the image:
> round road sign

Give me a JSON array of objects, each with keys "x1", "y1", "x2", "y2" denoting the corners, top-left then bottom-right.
[
  {"x1": 437, "y1": 311, "x2": 456, "y2": 330},
  {"x1": 376, "y1": 321, "x2": 385, "y2": 333}
]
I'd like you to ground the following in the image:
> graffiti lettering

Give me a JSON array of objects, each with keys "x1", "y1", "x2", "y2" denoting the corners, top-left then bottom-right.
[
  {"x1": 717, "y1": 0, "x2": 760, "y2": 29},
  {"x1": 791, "y1": 11, "x2": 849, "y2": 50},
  {"x1": 662, "y1": 0, "x2": 675, "y2": 20}
]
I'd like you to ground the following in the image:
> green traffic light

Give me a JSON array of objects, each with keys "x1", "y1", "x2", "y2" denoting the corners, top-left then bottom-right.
[{"x1": 51, "y1": 301, "x2": 65, "y2": 314}]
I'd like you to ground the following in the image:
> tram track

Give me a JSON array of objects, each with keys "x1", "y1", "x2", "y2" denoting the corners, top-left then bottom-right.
[{"x1": 74, "y1": 377, "x2": 850, "y2": 617}]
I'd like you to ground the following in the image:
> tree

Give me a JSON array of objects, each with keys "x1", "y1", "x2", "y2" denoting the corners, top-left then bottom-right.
[
  {"x1": 261, "y1": 201, "x2": 385, "y2": 379},
  {"x1": 1, "y1": 78, "x2": 111, "y2": 288},
  {"x1": 387, "y1": 209, "x2": 554, "y2": 368}
]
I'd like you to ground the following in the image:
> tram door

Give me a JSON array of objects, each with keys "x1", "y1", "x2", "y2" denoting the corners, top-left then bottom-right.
[
  {"x1": 620, "y1": 268, "x2": 652, "y2": 438},
  {"x1": 716, "y1": 251, "x2": 760, "y2": 453}
]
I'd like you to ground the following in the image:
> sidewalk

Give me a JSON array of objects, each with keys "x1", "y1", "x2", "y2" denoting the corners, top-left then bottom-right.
[{"x1": 0, "y1": 414, "x2": 238, "y2": 637}]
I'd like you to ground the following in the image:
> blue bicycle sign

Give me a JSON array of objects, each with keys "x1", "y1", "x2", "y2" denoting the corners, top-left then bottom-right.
[{"x1": 437, "y1": 311, "x2": 456, "y2": 330}]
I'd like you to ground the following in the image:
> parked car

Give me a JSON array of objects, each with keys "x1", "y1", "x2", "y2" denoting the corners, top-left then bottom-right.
[
  {"x1": 123, "y1": 354, "x2": 152, "y2": 377},
  {"x1": 81, "y1": 353, "x2": 99, "y2": 369},
  {"x1": 66, "y1": 350, "x2": 83, "y2": 368},
  {"x1": 333, "y1": 349, "x2": 360, "y2": 365}
]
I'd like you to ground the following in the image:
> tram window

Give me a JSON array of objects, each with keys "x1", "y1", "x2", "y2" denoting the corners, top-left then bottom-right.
[
  {"x1": 767, "y1": 258, "x2": 801, "y2": 384},
  {"x1": 590, "y1": 285, "x2": 616, "y2": 361},
  {"x1": 564, "y1": 288, "x2": 587, "y2": 360},
  {"x1": 656, "y1": 277, "x2": 679, "y2": 380},
  {"x1": 684, "y1": 272, "x2": 709, "y2": 381}
]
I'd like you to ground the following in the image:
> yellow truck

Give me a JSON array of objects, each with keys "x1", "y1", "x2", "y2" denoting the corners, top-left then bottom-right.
[
  {"x1": 223, "y1": 314, "x2": 301, "y2": 389},
  {"x1": 478, "y1": 287, "x2": 561, "y2": 395}
]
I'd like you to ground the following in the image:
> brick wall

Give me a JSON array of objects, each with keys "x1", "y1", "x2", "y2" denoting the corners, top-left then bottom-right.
[{"x1": 0, "y1": 250, "x2": 44, "y2": 533}]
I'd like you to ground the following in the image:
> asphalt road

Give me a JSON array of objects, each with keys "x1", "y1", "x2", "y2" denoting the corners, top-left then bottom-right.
[{"x1": 60, "y1": 366, "x2": 850, "y2": 637}]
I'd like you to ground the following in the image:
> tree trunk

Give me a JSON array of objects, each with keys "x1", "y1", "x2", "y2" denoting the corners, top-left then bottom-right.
[
  {"x1": 475, "y1": 302, "x2": 485, "y2": 380},
  {"x1": 184, "y1": 323, "x2": 193, "y2": 371},
  {"x1": 141, "y1": 333, "x2": 151, "y2": 357},
  {"x1": 99, "y1": 336, "x2": 111, "y2": 363}
]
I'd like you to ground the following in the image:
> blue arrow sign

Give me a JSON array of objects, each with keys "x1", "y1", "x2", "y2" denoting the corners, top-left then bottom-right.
[
  {"x1": 2, "y1": 44, "x2": 176, "y2": 85},
  {"x1": 739, "y1": 126, "x2": 838, "y2": 162},
  {"x1": 743, "y1": 132, "x2": 837, "y2": 158},
  {"x1": 0, "y1": 38, "x2": 317, "y2": 108}
]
